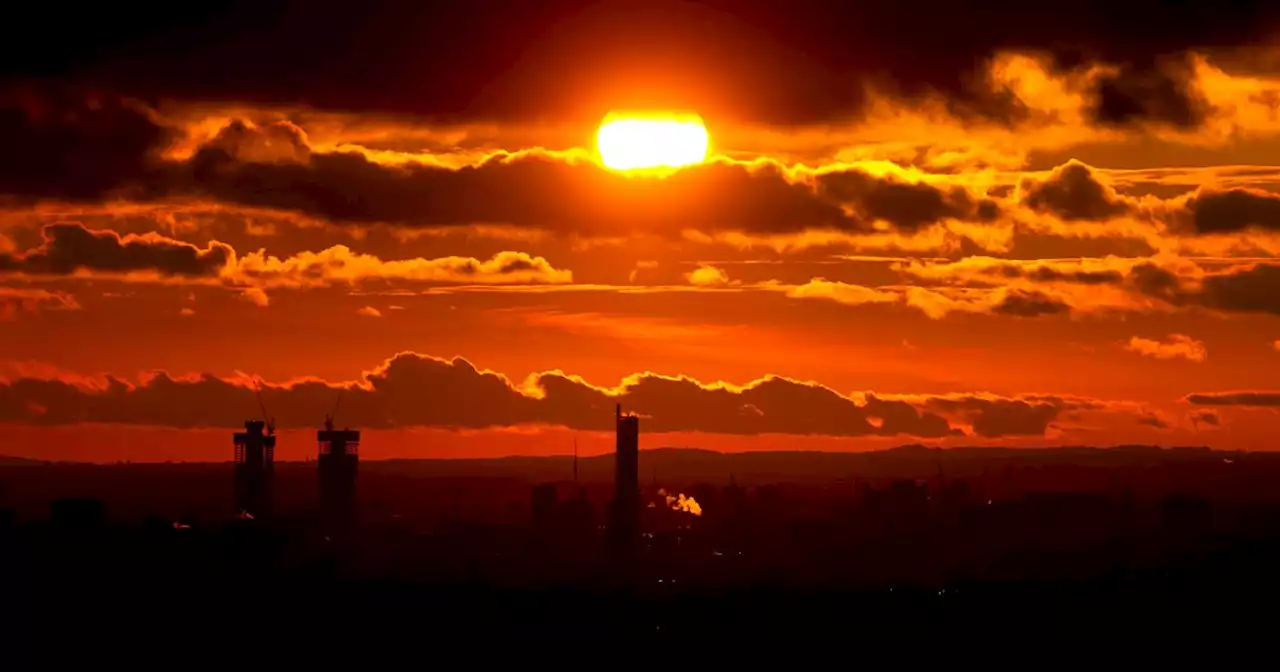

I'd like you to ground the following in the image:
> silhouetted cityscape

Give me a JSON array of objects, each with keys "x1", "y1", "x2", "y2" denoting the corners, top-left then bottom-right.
[{"x1": 7, "y1": 400, "x2": 1280, "y2": 640}]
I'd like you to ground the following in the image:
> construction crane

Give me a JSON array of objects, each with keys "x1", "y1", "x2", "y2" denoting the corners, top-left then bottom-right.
[
  {"x1": 325, "y1": 388, "x2": 344, "y2": 431},
  {"x1": 253, "y1": 379, "x2": 275, "y2": 436}
]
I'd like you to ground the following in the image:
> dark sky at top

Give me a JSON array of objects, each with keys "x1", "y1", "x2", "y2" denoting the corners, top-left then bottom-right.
[{"x1": 6, "y1": 0, "x2": 1280, "y2": 124}]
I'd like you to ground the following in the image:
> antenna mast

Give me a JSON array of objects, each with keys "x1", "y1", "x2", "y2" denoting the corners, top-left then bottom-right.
[
  {"x1": 326, "y1": 388, "x2": 344, "y2": 430},
  {"x1": 573, "y1": 436, "x2": 579, "y2": 483}
]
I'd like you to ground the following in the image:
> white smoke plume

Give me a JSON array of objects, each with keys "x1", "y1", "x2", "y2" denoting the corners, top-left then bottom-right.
[{"x1": 658, "y1": 488, "x2": 703, "y2": 516}]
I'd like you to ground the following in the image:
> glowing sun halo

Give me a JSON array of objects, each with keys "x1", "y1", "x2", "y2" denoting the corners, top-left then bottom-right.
[{"x1": 596, "y1": 114, "x2": 710, "y2": 171}]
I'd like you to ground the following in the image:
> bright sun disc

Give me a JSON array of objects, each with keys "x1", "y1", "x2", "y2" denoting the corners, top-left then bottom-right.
[{"x1": 596, "y1": 114, "x2": 709, "y2": 171}]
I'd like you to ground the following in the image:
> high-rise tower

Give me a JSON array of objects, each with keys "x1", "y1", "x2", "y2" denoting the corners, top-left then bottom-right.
[
  {"x1": 234, "y1": 419, "x2": 275, "y2": 518},
  {"x1": 609, "y1": 403, "x2": 641, "y2": 551},
  {"x1": 318, "y1": 411, "x2": 360, "y2": 523}
]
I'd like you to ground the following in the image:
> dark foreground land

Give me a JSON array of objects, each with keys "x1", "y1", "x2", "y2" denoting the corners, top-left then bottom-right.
[{"x1": 6, "y1": 445, "x2": 1280, "y2": 641}]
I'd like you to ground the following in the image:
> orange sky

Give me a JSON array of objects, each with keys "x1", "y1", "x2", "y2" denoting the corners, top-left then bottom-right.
[{"x1": 4, "y1": 2, "x2": 1280, "y2": 460}]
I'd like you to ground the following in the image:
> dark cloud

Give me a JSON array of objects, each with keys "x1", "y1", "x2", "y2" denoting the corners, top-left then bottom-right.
[
  {"x1": 817, "y1": 172, "x2": 992, "y2": 231},
  {"x1": 1183, "y1": 188, "x2": 1280, "y2": 234},
  {"x1": 0, "y1": 353, "x2": 958, "y2": 438},
  {"x1": 1087, "y1": 57, "x2": 1209, "y2": 128},
  {"x1": 1199, "y1": 264, "x2": 1280, "y2": 315},
  {"x1": 1137, "y1": 412, "x2": 1171, "y2": 429},
  {"x1": 958, "y1": 400, "x2": 1059, "y2": 437},
  {"x1": 0, "y1": 102, "x2": 981, "y2": 236},
  {"x1": 915, "y1": 394, "x2": 1110, "y2": 437},
  {"x1": 185, "y1": 147, "x2": 852, "y2": 234},
  {"x1": 991, "y1": 289, "x2": 1072, "y2": 317},
  {"x1": 0, "y1": 222, "x2": 570, "y2": 288},
  {"x1": 1129, "y1": 262, "x2": 1186, "y2": 303},
  {"x1": 0, "y1": 223, "x2": 232, "y2": 277},
  {"x1": 1187, "y1": 409, "x2": 1222, "y2": 428},
  {"x1": 187, "y1": 129, "x2": 990, "y2": 234},
  {"x1": 1020, "y1": 161, "x2": 1132, "y2": 221},
  {"x1": 0, "y1": 91, "x2": 170, "y2": 201},
  {"x1": 1185, "y1": 391, "x2": 1280, "y2": 406},
  {"x1": 1023, "y1": 266, "x2": 1124, "y2": 285},
  {"x1": 3, "y1": 1, "x2": 1276, "y2": 126}
]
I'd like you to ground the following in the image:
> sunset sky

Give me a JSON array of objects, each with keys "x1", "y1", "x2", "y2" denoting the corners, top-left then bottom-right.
[{"x1": 6, "y1": 0, "x2": 1280, "y2": 461}]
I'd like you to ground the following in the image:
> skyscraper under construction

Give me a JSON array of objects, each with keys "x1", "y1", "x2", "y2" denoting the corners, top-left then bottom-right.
[
  {"x1": 609, "y1": 403, "x2": 641, "y2": 552},
  {"x1": 234, "y1": 419, "x2": 275, "y2": 518},
  {"x1": 318, "y1": 415, "x2": 360, "y2": 523}
]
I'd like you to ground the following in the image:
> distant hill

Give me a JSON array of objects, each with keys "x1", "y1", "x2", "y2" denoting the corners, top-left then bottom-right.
[
  {"x1": 362, "y1": 444, "x2": 1253, "y2": 485},
  {"x1": 1, "y1": 445, "x2": 1260, "y2": 485},
  {"x1": 0, "y1": 455, "x2": 49, "y2": 467}
]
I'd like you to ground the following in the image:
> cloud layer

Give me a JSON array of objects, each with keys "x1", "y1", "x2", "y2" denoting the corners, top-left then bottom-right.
[
  {"x1": 0, "y1": 223, "x2": 572, "y2": 290},
  {"x1": 0, "y1": 352, "x2": 1150, "y2": 438}
]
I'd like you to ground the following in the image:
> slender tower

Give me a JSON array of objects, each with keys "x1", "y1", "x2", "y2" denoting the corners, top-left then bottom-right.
[{"x1": 609, "y1": 404, "x2": 641, "y2": 552}]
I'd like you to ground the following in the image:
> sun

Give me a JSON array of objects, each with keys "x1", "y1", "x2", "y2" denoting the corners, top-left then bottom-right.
[{"x1": 596, "y1": 113, "x2": 710, "y2": 172}]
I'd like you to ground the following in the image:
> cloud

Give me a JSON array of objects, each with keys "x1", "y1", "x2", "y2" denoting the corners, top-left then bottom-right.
[
  {"x1": 898, "y1": 256, "x2": 1132, "y2": 286},
  {"x1": 0, "y1": 287, "x2": 80, "y2": 321},
  {"x1": 1018, "y1": 161, "x2": 1132, "y2": 221},
  {"x1": 629, "y1": 260, "x2": 659, "y2": 283},
  {"x1": 685, "y1": 265, "x2": 731, "y2": 287},
  {"x1": 0, "y1": 223, "x2": 233, "y2": 278},
  {"x1": 239, "y1": 287, "x2": 270, "y2": 307},
  {"x1": 786, "y1": 279, "x2": 1073, "y2": 319},
  {"x1": 1185, "y1": 391, "x2": 1280, "y2": 407},
  {"x1": 0, "y1": 351, "x2": 971, "y2": 438},
  {"x1": 1087, "y1": 56, "x2": 1209, "y2": 129},
  {"x1": 1187, "y1": 409, "x2": 1222, "y2": 429},
  {"x1": 0, "y1": 96, "x2": 1001, "y2": 238},
  {"x1": 990, "y1": 289, "x2": 1071, "y2": 317},
  {"x1": 1124, "y1": 334, "x2": 1207, "y2": 362},
  {"x1": 0, "y1": 224, "x2": 572, "y2": 292},
  {"x1": 230, "y1": 246, "x2": 571, "y2": 288},
  {"x1": 203, "y1": 119, "x2": 311, "y2": 164},
  {"x1": 0, "y1": 92, "x2": 171, "y2": 202},
  {"x1": 1197, "y1": 263, "x2": 1280, "y2": 315},
  {"x1": 179, "y1": 307, "x2": 195, "y2": 316},
  {"x1": 356, "y1": 306, "x2": 382, "y2": 318},
  {"x1": 184, "y1": 136, "x2": 986, "y2": 235},
  {"x1": 785, "y1": 280, "x2": 899, "y2": 307},
  {"x1": 1180, "y1": 187, "x2": 1280, "y2": 234},
  {"x1": 0, "y1": 350, "x2": 1161, "y2": 441},
  {"x1": 6, "y1": 89, "x2": 1280, "y2": 254},
  {"x1": 895, "y1": 393, "x2": 1119, "y2": 437},
  {"x1": 898, "y1": 256, "x2": 1280, "y2": 319},
  {"x1": 1137, "y1": 411, "x2": 1172, "y2": 429}
]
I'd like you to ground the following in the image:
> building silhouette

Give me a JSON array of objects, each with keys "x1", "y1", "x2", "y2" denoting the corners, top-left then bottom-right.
[
  {"x1": 531, "y1": 482, "x2": 560, "y2": 532},
  {"x1": 318, "y1": 416, "x2": 360, "y2": 523},
  {"x1": 609, "y1": 403, "x2": 640, "y2": 552},
  {"x1": 233, "y1": 419, "x2": 275, "y2": 518}
]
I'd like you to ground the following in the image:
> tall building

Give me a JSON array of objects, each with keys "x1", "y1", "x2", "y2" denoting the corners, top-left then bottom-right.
[
  {"x1": 234, "y1": 419, "x2": 275, "y2": 518},
  {"x1": 609, "y1": 403, "x2": 641, "y2": 551},
  {"x1": 318, "y1": 416, "x2": 360, "y2": 522}
]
